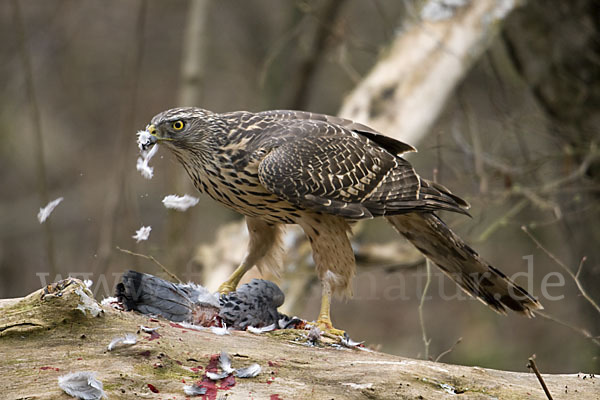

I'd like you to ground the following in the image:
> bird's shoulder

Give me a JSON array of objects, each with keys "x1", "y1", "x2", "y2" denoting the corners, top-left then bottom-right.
[{"x1": 218, "y1": 109, "x2": 416, "y2": 157}]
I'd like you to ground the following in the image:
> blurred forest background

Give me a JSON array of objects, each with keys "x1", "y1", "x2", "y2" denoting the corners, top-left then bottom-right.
[{"x1": 1, "y1": 0, "x2": 598, "y2": 374}]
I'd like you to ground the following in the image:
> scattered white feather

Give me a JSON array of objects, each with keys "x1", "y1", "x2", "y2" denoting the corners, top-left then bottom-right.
[
  {"x1": 136, "y1": 156, "x2": 154, "y2": 179},
  {"x1": 137, "y1": 129, "x2": 153, "y2": 150},
  {"x1": 183, "y1": 383, "x2": 207, "y2": 396},
  {"x1": 278, "y1": 316, "x2": 302, "y2": 329},
  {"x1": 440, "y1": 382, "x2": 459, "y2": 394},
  {"x1": 219, "y1": 351, "x2": 235, "y2": 374},
  {"x1": 136, "y1": 130, "x2": 159, "y2": 179},
  {"x1": 341, "y1": 334, "x2": 364, "y2": 348},
  {"x1": 194, "y1": 286, "x2": 221, "y2": 308},
  {"x1": 162, "y1": 194, "x2": 200, "y2": 211},
  {"x1": 107, "y1": 333, "x2": 137, "y2": 351},
  {"x1": 210, "y1": 324, "x2": 231, "y2": 336},
  {"x1": 139, "y1": 325, "x2": 159, "y2": 333},
  {"x1": 206, "y1": 371, "x2": 230, "y2": 380},
  {"x1": 206, "y1": 350, "x2": 262, "y2": 380},
  {"x1": 37, "y1": 197, "x2": 63, "y2": 223},
  {"x1": 176, "y1": 282, "x2": 220, "y2": 308},
  {"x1": 235, "y1": 363, "x2": 261, "y2": 378},
  {"x1": 58, "y1": 371, "x2": 106, "y2": 400},
  {"x1": 83, "y1": 279, "x2": 93, "y2": 289},
  {"x1": 179, "y1": 322, "x2": 207, "y2": 331},
  {"x1": 247, "y1": 323, "x2": 276, "y2": 334},
  {"x1": 100, "y1": 296, "x2": 118, "y2": 307},
  {"x1": 132, "y1": 226, "x2": 151, "y2": 242}
]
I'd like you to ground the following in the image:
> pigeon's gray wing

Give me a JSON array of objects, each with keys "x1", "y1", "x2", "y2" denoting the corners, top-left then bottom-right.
[{"x1": 116, "y1": 270, "x2": 194, "y2": 322}]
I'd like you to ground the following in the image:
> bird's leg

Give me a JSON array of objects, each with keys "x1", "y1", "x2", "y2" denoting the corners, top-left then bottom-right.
[
  {"x1": 217, "y1": 217, "x2": 284, "y2": 294},
  {"x1": 218, "y1": 260, "x2": 252, "y2": 294},
  {"x1": 316, "y1": 284, "x2": 345, "y2": 337},
  {"x1": 298, "y1": 214, "x2": 354, "y2": 337}
]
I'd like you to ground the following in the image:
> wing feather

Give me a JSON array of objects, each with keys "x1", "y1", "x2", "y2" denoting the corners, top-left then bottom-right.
[{"x1": 256, "y1": 119, "x2": 467, "y2": 219}]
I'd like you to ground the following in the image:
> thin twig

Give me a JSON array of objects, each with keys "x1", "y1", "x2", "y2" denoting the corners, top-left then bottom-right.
[
  {"x1": 574, "y1": 256, "x2": 586, "y2": 280},
  {"x1": 435, "y1": 337, "x2": 462, "y2": 363},
  {"x1": 477, "y1": 199, "x2": 528, "y2": 242},
  {"x1": 458, "y1": 88, "x2": 488, "y2": 193},
  {"x1": 418, "y1": 259, "x2": 432, "y2": 360},
  {"x1": 12, "y1": 0, "x2": 56, "y2": 277},
  {"x1": 527, "y1": 355, "x2": 553, "y2": 400},
  {"x1": 534, "y1": 310, "x2": 600, "y2": 347},
  {"x1": 522, "y1": 226, "x2": 600, "y2": 314},
  {"x1": 117, "y1": 247, "x2": 183, "y2": 284},
  {"x1": 541, "y1": 147, "x2": 599, "y2": 193}
]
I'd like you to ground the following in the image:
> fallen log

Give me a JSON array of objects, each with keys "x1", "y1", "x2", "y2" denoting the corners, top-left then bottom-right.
[{"x1": 0, "y1": 278, "x2": 596, "y2": 399}]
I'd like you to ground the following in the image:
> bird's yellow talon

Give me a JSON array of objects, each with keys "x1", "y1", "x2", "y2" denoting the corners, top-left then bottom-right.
[
  {"x1": 217, "y1": 282, "x2": 237, "y2": 295},
  {"x1": 316, "y1": 318, "x2": 346, "y2": 337}
]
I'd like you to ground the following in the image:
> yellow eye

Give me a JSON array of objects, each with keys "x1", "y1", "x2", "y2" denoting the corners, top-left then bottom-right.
[{"x1": 172, "y1": 120, "x2": 185, "y2": 131}]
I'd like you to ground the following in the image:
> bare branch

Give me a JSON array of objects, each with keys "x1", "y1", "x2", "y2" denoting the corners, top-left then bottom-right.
[
  {"x1": 522, "y1": 226, "x2": 600, "y2": 314},
  {"x1": 418, "y1": 259, "x2": 432, "y2": 360},
  {"x1": 116, "y1": 247, "x2": 182, "y2": 284},
  {"x1": 477, "y1": 199, "x2": 528, "y2": 243},
  {"x1": 535, "y1": 311, "x2": 600, "y2": 347},
  {"x1": 435, "y1": 337, "x2": 462, "y2": 363},
  {"x1": 575, "y1": 256, "x2": 586, "y2": 280},
  {"x1": 527, "y1": 355, "x2": 554, "y2": 400}
]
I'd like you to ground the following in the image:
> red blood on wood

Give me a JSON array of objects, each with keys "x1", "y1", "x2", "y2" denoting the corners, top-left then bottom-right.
[
  {"x1": 205, "y1": 354, "x2": 220, "y2": 372},
  {"x1": 197, "y1": 379, "x2": 218, "y2": 400},
  {"x1": 146, "y1": 330, "x2": 161, "y2": 341},
  {"x1": 147, "y1": 383, "x2": 159, "y2": 393}
]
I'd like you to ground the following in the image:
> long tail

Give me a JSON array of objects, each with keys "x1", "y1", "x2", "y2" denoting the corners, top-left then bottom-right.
[{"x1": 386, "y1": 213, "x2": 543, "y2": 316}]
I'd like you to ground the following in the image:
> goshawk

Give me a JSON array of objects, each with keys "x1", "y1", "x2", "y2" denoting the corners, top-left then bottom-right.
[{"x1": 140, "y1": 107, "x2": 542, "y2": 333}]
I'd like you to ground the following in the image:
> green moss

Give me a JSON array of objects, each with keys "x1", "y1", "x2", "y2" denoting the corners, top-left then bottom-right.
[{"x1": 134, "y1": 360, "x2": 191, "y2": 381}]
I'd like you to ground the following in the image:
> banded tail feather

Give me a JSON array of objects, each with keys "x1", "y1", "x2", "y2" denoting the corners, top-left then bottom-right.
[{"x1": 387, "y1": 213, "x2": 543, "y2": 317}]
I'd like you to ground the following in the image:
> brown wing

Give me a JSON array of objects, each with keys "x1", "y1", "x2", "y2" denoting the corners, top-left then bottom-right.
[
  {"x1": 256, "y1": 110, "x2": 417, "y2": 156},
  {"x1": 257, "y1": 120, "x2": 468, "y2": 219}
]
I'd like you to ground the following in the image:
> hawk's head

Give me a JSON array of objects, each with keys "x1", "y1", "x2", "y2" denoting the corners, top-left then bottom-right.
[{"x1": 141, "y1": 107, "x2": 218, "y2": 153}]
